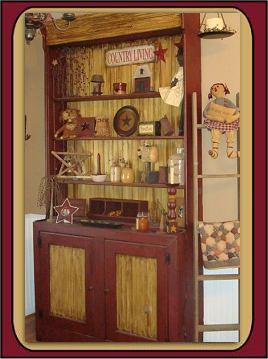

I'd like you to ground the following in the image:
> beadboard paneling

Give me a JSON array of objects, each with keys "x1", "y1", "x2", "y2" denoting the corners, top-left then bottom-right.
[
  {"x1": 49, "y1": 244, "x2": 86, "y2": 321},
  {"x1": 116, "y1": 254, "x2": 157, "y2": 338},
  {"x1": 53, "y1": 34, "x2": 184, "y2": 214}
]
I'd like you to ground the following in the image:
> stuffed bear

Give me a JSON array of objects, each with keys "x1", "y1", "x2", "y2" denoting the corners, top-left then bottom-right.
[
  {"x1": 203, "y1": 83, "x2": 240, "y2": 159},
  {"x1": 54, "y1": 109, "x2": 82, "y2": 140}
]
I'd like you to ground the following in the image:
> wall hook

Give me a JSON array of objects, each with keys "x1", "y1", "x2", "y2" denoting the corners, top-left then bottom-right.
[{"x1": 25, "y1": 115, "x2": 31, "y2": 141}]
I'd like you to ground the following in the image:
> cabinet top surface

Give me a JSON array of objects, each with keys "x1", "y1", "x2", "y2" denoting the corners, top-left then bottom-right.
[{"x1": 34, "y1": 219, "x2": 185, "y2": 242}]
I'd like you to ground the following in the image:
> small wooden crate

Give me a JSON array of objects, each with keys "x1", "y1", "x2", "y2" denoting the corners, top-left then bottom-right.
[
  {"x1": 88, "y1": 198, "x2": 148, "y2": 223},
  {"x1": 134, "y1": 77, "x2": 150, "y2": 93}
]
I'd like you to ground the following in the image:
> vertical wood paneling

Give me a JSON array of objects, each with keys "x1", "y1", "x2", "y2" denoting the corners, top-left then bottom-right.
[
  {"x1": 116, "y1": 254, "x2": 157, "y2": 338},
  {"x1": 56, "y1": 35, "x2": 184, "y2": 212},
  {"x1": 49, "y1": 245, "x2": 86, "y2": 322}
]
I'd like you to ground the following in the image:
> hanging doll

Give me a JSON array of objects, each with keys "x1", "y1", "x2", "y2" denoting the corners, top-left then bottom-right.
[
  {"x1": 159, "y1": 44, "x2": 184, "y2": 108},
  {"x1": 203, "y1": 83, "x2": 240, "y2": 159}
]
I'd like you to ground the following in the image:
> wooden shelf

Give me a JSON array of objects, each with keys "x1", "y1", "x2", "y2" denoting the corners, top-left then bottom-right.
[
  {"x1": 55, "y1": 177, "x2": 183, "y2": 189},
  {"x1": 54, "y1": 135, "x2": 184, "y2": 141},
  {"x1": 53, "y1": 91, "x2": 161, "y2": 102}
]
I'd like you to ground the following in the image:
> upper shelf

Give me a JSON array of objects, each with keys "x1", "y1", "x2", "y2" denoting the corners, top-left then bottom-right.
[
  {"x1": 53, "y1": 91, "x2": 161, "y2": 103},
  {"x1": 55, "y1": 177, "x2": 183, "y2": 189}
]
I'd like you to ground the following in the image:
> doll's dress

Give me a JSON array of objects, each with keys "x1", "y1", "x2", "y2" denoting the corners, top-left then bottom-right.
[{"x1": 203, "y1": 97, "x2": 240, "y2": 133}]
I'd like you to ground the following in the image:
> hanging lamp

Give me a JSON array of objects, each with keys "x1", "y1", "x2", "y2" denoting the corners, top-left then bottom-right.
[
  {"x1": 199, "y1": 13, "x2": 236, "y2": 39},
  {"x1": 25, "y1": 12, "x2": 76, "y2": 44}
]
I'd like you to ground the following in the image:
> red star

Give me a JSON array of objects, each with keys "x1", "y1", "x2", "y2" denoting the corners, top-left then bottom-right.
[
  {"x1": 154, "y1": 42, "x2": 168, "y2": 63},
  {"x1": 54, "y1": 198, "x2": 79, "y2": 224}
]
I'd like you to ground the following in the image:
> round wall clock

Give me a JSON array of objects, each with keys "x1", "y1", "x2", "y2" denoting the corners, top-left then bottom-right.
[{"x1": 113, "y1": 105, "x2": 139, "y2": 137}]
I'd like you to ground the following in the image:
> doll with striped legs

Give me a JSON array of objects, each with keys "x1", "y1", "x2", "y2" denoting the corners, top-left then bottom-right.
[{"x1": 203, "y1": 83, "x2": 240, "y2": 159}]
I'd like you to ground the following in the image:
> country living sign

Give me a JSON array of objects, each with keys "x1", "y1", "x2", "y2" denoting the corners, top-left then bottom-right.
[{"x1": 105, "y1": 45, "x2": 155, "y2": 67}]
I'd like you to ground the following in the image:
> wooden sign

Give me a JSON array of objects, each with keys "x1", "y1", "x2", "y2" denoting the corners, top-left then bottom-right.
[
  {"x1": 207, "y1": 102, "x2": 236, "y2": 123},
  {"x1": 105, "y1": 45, "x2": 155, "y2": 67}
]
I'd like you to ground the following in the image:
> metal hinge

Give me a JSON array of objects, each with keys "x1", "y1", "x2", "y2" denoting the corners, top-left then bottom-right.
[
  {"x1": 165, "y1": 253, "x2": 171, "y2": 264},
  {"x1": 38, "y1": 236, "x2": 42, "y2": 248}
]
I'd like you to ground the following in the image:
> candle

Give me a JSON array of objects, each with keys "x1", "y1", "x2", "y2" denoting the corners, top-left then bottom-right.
[
  {"x1": 205, "y1": 17, "x2": 224, "y2": 31},
  {"x1": 97, "y1": 153, "x2": 101, "y2": 175}
]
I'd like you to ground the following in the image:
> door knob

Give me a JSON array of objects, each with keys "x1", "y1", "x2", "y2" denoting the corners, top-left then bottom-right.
[
  {"x1": 88, "y1": 286, "x2": 94, "y2": 291},
  {"x1": 104, "y1": 288, "x2": 110, "y2": 294}
]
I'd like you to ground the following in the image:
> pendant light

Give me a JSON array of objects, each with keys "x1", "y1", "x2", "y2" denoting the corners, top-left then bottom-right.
[{"x1": 199, "y1": 13, "x2": 236, "y2": 39}]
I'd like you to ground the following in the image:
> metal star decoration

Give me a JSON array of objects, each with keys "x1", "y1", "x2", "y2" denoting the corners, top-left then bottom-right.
[
  {"x1": 170, "y1": 224, "x2": 177, "y2": 233},
  {"x1": 154, "y1": 42, "x2": 168, "y2": 63},
  {"x1": 122, "y1": 115, "x2": 131, "y2": 127},
  {"x1": 54, "y1": 198, "x2": 79, "y2": 224},
  {"x1": 52, "y1": 58, "x2": 59, "y2": 66}
]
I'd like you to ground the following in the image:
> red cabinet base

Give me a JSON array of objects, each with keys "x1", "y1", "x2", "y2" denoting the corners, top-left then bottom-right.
[{"x1": 33, "y1": 220, "x2": 193, "y2": 342}]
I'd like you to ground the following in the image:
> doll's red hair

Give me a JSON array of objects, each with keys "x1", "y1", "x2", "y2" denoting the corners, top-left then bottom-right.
[{"x1": 208, "y1": 83, "x2": 230, "y2": 99}]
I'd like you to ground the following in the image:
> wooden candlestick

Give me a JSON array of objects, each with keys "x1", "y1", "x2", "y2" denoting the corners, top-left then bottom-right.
[
  {"x1": 97, "y1": 153, "x2": 101, "y2": 175},
  {"x1": 167, "y1": 186, "x2": 177, "y2": 233}
]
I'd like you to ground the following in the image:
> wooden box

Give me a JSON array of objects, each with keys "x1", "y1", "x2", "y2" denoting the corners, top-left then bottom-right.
[
  {"x1": 68, "y1": 198, "x2": 87, "y2": 217},
  {"x1": 76, "y1": 117, "x2": 96, "y2": 138},
  {"x1": 134, "y1": 77, "x2": 150, "y2": 93},
  {"x1": 88, "y1": 198, "x2": 148, "y2": 223}
]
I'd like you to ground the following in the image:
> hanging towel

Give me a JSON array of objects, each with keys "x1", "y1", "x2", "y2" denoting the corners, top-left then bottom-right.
[{"x1": 198, "y1": 221, "x2": 240, "y2": 269}]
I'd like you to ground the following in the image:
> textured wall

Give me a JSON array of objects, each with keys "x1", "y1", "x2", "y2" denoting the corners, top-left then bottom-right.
[
  {"x1": 24, "y1": 35, "x2": 46, "y2": 214},
  {"x1": 200, "y1": 13, "x2": 241, "y2": 342},
  {"x1": 201, "y1": 13, "x2": 240, "y2": 222}
]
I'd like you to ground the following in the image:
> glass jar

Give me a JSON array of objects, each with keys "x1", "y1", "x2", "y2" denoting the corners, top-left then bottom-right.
[
  {"x1": 136, "y1": 212, "x2": 149, "y2": 232},
  {"x1": 168, "y1": 147, "x2": 184, "y2": 185},
  {"x1": 110, "y1": 161, "x2": 121, "y2": 182},
  {"x1": 121, "y1": 162, "x2": 135, "y2": 183}
]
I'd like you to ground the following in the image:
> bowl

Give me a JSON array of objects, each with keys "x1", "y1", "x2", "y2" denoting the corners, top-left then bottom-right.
[{"x1": 91, "y1": 174, "x2": 107, "y2": 183}]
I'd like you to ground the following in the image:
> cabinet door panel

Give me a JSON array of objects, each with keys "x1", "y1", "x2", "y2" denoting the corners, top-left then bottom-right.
[
  {"x1": 37, "y1": 232, "x2": 104, "y2": 339},
  {"x1": 49, "y1": 244, "x2": 86, "y2": 322},
  {"x1": 116, "y1": 254, "x2": 157, "y2": 339},
  {"x1": 105, "y1": 240, "x2": 168, "y2": 342}
]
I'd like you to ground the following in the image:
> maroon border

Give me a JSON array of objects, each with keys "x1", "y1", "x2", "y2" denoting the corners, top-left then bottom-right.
[{"x1": 1, "y1": 1, "x2": 267, "y2": 357}]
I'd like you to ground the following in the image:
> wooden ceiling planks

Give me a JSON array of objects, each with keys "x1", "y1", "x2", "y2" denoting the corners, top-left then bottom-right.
[{"x1": 46, "y1": 13, "x2": 182, "y2": 46}]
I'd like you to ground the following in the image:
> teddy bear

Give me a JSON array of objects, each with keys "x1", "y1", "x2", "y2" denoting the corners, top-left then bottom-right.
[
  {"x1": 54, "y1": 108, "x2": 82, "y2": 140},
  {"x1": 203, "y1": 83, "x2": 240, "y2": 159}
]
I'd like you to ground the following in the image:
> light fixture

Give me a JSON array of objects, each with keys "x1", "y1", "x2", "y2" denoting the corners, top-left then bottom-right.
[
  {"x1": 91, "y1": 74, "x2": 104, "y2": 95},
  {"x1": 199, "y1": 13, "x2": 236, "y2": 39},
  {"x1": 25, "y1": 12, "x2": 76, "y2": 44}
]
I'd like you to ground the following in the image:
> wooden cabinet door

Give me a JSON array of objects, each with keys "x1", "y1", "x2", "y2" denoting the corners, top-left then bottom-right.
[
  {"x1": 35, "y1": 232, "x2": 105, "y2": 341},
  {"x1": 105, "y1": 240, "x2": 169, "y2": 342}
]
